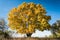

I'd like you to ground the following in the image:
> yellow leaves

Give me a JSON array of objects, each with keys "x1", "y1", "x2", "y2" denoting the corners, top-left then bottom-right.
[
  {"x1": 26, "y1": 18, "x2": 28, "y2": 22},
  {"x1": 27, "y1": 12, "x2": 31, "y2": 16},
  {"x1": 36, "y1": 4, "x2": 44, "y2": 10},
  {"x1": 30, "y1": 18, "x2": 33, "y2": 20},
  {"x1": 22, "y1": 9, "x2": 32, "y2": 16},
  {"x1": 8, "y1": 2, "x2": 51, "y2": 34},
  {"x1": 29, "y1": 2, "x2": 35, "y2": 8},
  {"x1": 19, "y1": 27, "x2": 24, "y2": 30},
  {"x1": 37, "y1": 15, "x2": 43, "y2": 22},
  {"x1": 35, "y1": 9, "x2": 40, "y2": 14},
  {"x1": 45, "y1": 16, "x2": 51, "y2": 20},
  {"x1": 29, "y1": 29, "x2": 34, "y2": 33},
  {"x1": 13, "y1": 8, "x2": 17, "y2": 12},
  {"x1": 36, "y1": 4, "x2": 46, "y2": 15},
  {"x1": 21, "y1": 15, "x2": 24, "y2": 18},
  {"x1": 27, "y1": 10, "x2": 32, "y2": 16},
  {"x1": 17, "y1": 27, "x2": 26, "y2": 34},
  {"x1": 17, "y1": 2, "x2": 27, "y2": 12},
  {"x1": 41, "y1": 18, "x2": 47, "y2": 26},
  {"x1": 17, "y1": 6, "x2": 22, "y2": 12},
  {"x1": 28, "y1": 25, "x2": 33, "y2": 31},
  {"x1": 40, "y1": 27, "x2": 44, "y2": 31},
  {"x1": 41, "y1": 18, "x2": 46, "y2": 22},
  {"x1": 25, "y1": 28, "x2": 29, "y2": 33},
  {"x1": 11, "y1": 8, "x2": 17, "y2": 13},
  {"x1": 25, "y1": 10, "x2": 29, "y2": 15},
  {"x1": 9, "y1": 25, "x2": 16, "y2": 30},
  {"x1": 28, "y1": 25, "x2": 35, "y2": 33},
  {"x1": 36, "y1": 4, "x2": 42, "y2": 8},
  {"x1": 22, "y1": 2, "x2": 27, "y2": 7},
  {"x1": 8, "y1": 13, "x2": 13, "y2": 17}
]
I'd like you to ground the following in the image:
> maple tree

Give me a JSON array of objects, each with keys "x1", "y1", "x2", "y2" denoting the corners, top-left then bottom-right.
[{"x1": 8, "y1": 2, "x2": 51, "y2": 37}]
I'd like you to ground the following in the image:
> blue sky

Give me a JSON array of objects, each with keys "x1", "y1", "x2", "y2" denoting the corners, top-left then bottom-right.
[
  {"x1": 0, "y1": 0, "x2": 60, "y2": 37},
  {"x1": 0, "y1": 0, "x2": 60, "y2": 24}
]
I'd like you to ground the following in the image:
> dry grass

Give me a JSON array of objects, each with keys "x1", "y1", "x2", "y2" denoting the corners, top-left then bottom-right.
[{"x1": 0, "y1": 37, "x2": 60, "y2": 40}]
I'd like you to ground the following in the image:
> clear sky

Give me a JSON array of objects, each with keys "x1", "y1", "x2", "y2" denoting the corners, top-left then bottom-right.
[{"x1": 0, "y1": 0, "x2": 60, "y2": 37}]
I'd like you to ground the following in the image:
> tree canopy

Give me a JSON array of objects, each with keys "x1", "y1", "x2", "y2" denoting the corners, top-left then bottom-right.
[
  {"x1": 51, "y1": 20, "x2": 60, "y2": 38},
  {"x1": 8, "y1": 2, "x2": 51, "y2": 34}
]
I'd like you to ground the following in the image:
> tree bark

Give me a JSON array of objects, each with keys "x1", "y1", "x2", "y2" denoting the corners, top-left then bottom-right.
[{"x1": 26, "y1": 33, "x2": 32, "y2": 37}]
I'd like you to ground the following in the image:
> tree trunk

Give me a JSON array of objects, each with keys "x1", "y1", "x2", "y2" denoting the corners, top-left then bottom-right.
[{"x1": 26, "y1": 33, "x2": 32, "y2": 37}]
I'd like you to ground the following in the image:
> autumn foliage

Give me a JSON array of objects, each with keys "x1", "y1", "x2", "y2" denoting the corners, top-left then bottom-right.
[{"x1": 8, "y1": 2, "x2": 51, "y2": 34}]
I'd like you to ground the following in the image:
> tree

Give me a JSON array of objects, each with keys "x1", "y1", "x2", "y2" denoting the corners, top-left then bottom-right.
[
  {"x1": 0, "y1": 19, "x2": 5, "y2": 32},
  {"x1": 0, "y1": 19, "x2": 11, "y2": 38},
  {"x1": 8, "y1": 2, "x2": 51, "y2": 37},
  {"x1": 51, "y1": 20, "x2": 60, "y2": 38}
]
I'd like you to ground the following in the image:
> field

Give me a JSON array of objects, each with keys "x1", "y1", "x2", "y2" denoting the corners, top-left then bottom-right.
[{"x1": 0, "y1": 37, "x2": 60, "y2": 40}]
